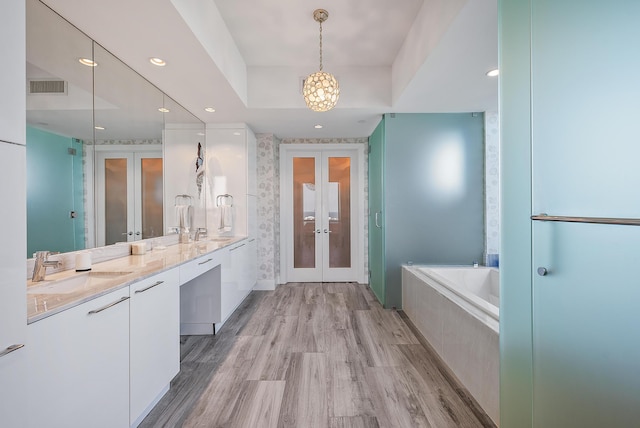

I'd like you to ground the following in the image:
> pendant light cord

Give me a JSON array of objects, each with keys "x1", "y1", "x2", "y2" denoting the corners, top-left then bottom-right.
[{"x1": 319, "y1": 21, "x2": 323, "y2": 71}]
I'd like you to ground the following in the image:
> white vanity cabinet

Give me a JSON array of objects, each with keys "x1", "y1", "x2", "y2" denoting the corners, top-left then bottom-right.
[
  {"x1": 0, "y1": 142, "x2": 27, "y2": 427},
  {"x1": 246, "y1": 237, "x2": 258, "y2": 289},
  {"x1": 0, "y1": 2, "x2": 27, "y2": 426},
  {"x1": 130, "y1": 269, "x2": 180, "y2": 427},
  {"x1": 221, "y1": 238, "x2": 256, "y2": 324},
  {"x1": 27, "y1": 287, "x2": 131, "y2": 428}
]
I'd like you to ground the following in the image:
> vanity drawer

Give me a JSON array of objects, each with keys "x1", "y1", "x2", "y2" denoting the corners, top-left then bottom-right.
[
  {"x1": 179, "y1": 250, "x2": 225, "y2": 285},
  {"x1": 130, "y1": 268, "x2": 179, "y2": 295}
]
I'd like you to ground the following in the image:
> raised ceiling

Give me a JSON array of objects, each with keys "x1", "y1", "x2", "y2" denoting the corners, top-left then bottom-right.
[{"x1": 40, "y1": 0, "x2": 497, "y2": 138}]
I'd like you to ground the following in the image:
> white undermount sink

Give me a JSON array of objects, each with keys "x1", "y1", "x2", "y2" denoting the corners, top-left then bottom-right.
[{"x1": 27, "y1": 271, "x2": 133, "y2": 295}]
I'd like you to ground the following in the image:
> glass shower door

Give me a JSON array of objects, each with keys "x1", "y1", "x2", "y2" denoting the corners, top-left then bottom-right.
[{"x1": 530, "y1": 1, "x2": 640, "y2": 425}]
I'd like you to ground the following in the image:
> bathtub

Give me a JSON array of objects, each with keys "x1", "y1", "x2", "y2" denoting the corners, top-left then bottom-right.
[{"x1": 402, "y1": 265, "x2": 500, "y2": 425}]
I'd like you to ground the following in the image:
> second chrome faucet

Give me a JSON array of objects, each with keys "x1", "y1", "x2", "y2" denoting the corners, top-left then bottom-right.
[{"x1": 32, "y1": 251, "x2": 61, "y2": 282}]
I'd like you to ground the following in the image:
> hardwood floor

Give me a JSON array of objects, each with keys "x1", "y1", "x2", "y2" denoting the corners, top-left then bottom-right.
[{"x1": 141, "y1": 283, "x2": 496, "y2": 428}]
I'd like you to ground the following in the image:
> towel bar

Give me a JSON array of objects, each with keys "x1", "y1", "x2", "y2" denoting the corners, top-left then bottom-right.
[
  {"x1": 531, "y1": 214, "x2": 640, "y2": 226},
  {"x1": 216, "y1": 194, "x2": 233, "y2": 207}
]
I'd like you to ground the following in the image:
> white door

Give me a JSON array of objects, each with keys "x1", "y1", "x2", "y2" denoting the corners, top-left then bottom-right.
[
  {"x1": 281, "y1": 145, "x2": 364, "y2": 283},
  {"x1": 96, "y1": 150, "x2": 163, "y2": 246}
]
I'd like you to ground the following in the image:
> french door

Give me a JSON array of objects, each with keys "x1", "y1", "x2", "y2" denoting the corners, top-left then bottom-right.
[
  {"x1": 280, "y1": 145, "x2": 364, "y2": 283},
  {"x1": 96, "y1": 150, "x2": 163, "y2": 246}
]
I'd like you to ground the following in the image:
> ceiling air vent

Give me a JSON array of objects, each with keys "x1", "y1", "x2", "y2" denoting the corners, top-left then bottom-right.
[{"x1": 28, "y1": 79, "x2": 67, "y2": 95}]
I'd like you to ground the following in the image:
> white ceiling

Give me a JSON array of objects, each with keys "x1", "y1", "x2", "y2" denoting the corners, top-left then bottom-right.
[{"x1": 38, "y1": 0, "x2": 498, "y2": 139}]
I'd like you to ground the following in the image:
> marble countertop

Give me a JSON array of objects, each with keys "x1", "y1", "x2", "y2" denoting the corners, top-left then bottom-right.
[{"x1": 26, "y1": 237, "x2": 246, "y2": 324}]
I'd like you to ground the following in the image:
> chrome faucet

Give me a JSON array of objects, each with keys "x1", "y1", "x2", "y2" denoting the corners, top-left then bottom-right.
[
  {"x1": 32, "y1": 251, "x2": 61, "y2": 282},
  {"x1": 194, "y1": 227, "x2": 208, "y2": 242}
]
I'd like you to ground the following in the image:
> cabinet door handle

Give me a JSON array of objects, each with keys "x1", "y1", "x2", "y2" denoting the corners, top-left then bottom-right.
[
  {"x1": 375, "y1": 211, "x2": 382, "y2": 229},
  {"x1": 230, "y1": 243, "x2": 246, "y2": 251},
  {"x1": 249, "y1": 238, "x2": 256, "y2": 243},
  {"x1": 87, "y1": 296, "x2": 130, "y2": 315},
  {"x1": 0, "y1": 344, "x2": 24, "y2": 358},
  {"x1": 134, "y1": 280, "x2": 164, "y2": 294},
  {"x1": 198, "y1": 258, "x2": 213, "y2": 265}
]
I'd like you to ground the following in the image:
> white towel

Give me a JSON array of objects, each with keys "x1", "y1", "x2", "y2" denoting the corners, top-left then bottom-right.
[
  {"x1": 218, "y1": 205, "x2": 232, "y2": 232},
  {"x1": 175, "y1": 204, "x2": 193, "y2": 231}
]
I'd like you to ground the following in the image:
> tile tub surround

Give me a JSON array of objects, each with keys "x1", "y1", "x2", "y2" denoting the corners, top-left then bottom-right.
[
  {"x1": 26, "y1": 236, "x2": 245, "y2": 323},
  {"x1": 402, "y1": 265, "x2": 500, "y2": 425}
]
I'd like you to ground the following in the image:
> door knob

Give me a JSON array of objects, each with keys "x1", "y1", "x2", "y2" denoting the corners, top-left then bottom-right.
[
  {"x1": 315, "y1": 229, "x2": 321, "y2": 234},
  {"x1": 537, "y1": 267, "x2": 548, "y2": 276},
  {"x1": 135, "y1": 231, "x2": 141, "y2": 236},
  {"x1": 324, "y1": 229, "x2": 332, "y2": 233}
]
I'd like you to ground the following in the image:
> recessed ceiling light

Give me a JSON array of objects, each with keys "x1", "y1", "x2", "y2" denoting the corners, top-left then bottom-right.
[
  {"x1": 233, "y1": 132, "x2": 241, "y2": 136},
  {"x1": 314, "y1": 124, "x2": 323, "y2": 129},
  {"x1": 158, "y1": 107, "x2": 170, "y2": 113},
  {"x1": 197, "y1": 132, "x2": 205, "y2": 136},
  {"x1": 94, "y1": 126, "x2": 105, "y2": 130},
  {"x1": 204, "y1": 107, "x2": 216, "y2": 113},
  {"x1": 486, "y1": 69, "x2": 499, "y2": 77},
  {"x1": 78, "y1": 58, "x2": 97, "y2": 67},
  {"x1": 149, "y1": 57, "x2": 166, "y2": 67}
]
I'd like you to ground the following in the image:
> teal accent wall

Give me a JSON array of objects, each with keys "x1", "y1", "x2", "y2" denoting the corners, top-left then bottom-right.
[
  {"x1": 368, "y1": 117, "x2": 385, "y2": 305},
  {"x1": 372, "y1": 113, "x2": 485, "y2": 309},
  {"x1": 26, "y1": 126, "x2": 85, "y2": 256},
  {"x1": 71, "y1": 138, "x2": 85, "y2": 250},
  {"x1": 498, "y1": 0, "x2": 534, "y2": 426}
]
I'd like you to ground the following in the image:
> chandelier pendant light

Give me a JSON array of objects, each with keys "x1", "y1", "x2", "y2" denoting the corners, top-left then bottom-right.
[{"x1": 303, "y1": 9, "x2": 340, "y2": 112}]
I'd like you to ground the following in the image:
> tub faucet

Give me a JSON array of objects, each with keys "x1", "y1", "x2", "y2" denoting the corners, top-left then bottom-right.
[{"x1": 32, "y1": 251, "x2": 61, "y2": 282}]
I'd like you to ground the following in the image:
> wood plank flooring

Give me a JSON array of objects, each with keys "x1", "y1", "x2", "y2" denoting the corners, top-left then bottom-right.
[{"x1": 141, "y1": 283, "x2": 496, "y2": 428}]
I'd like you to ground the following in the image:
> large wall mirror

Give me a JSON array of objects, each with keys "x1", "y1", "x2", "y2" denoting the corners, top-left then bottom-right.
[{"x1": 25, "y1": 0, "x2": 205, "y2": 258}]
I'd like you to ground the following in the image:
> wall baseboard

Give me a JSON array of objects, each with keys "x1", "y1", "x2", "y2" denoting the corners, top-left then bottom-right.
[{"x1": 254, "y1": 279, "x2": 276, "y2": 291}]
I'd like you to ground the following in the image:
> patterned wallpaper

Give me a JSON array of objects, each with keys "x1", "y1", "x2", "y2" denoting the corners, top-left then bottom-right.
[
  {"x1": 255, "y1": 133, "x2": 279, "y2": 288},
  {"x1": 484, "y1": 111, "x2": 500, "y2": 259}
]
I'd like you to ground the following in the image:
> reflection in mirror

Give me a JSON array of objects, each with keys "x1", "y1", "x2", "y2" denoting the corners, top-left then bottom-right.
[
  {"x1": 25, "y1": 0, "x2": 206, "y2": 257},
  {"x1": 162, "y1": 96, "x2": 208, "y2": 236},
  {"x1": 93, "y1": 43, "x2": 165, "y2": 246},
  {"x1": 26, "y1": 0, "x2": 94, "y2": 257}
]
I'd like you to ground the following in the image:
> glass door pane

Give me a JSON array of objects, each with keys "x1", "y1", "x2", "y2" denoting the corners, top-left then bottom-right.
[
  {"x1": 293, "y1": 157, "x2": 317, "y2": 269},
  {"x1": 140, "y1": 157, "x2": 163, "y2": 239},
  {"x1": 327, "y1": 157, "x2": 351, "y2": 268},
  {"x1": 104, "y1": 158, "x2": 128, "y2": 245}
]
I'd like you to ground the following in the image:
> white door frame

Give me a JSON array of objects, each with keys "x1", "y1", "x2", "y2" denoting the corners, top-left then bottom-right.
[{"x1": 279, "y1": 144, "x2": 365, "y2": 284}]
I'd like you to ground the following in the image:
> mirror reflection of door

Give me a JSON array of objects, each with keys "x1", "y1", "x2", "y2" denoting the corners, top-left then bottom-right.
[
  {"x1": 96, "y1": 150, "x2": 163, "y2": 246},
  {"x1": 283, "y1": 146, "x2": 363, "y2": 283}
]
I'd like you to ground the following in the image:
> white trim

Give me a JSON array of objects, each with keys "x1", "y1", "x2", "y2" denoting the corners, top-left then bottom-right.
[
  {"x1": 279, "y1": 144, "x2": 365, "y2": 284},
  {"x1": 94, "y1": 144, "x2": 161, "y2": 152},
  {"x1": 254, "y1": 280, "x2": 276, "y2": 291}
]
